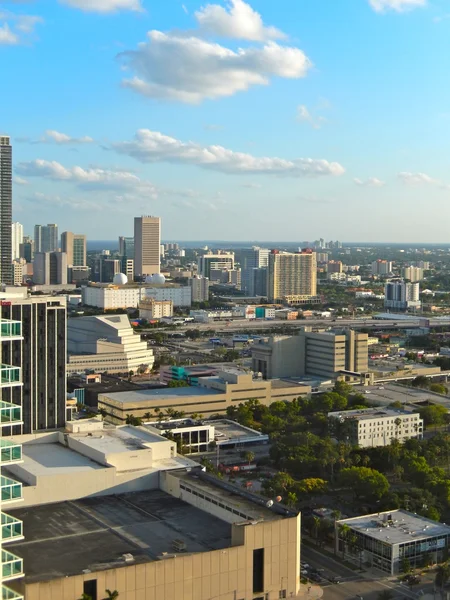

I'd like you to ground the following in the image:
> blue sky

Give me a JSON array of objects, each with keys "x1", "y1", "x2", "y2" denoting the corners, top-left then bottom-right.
[{"x1": 2, "y1": 0, "x2": 449, "y2": 242}]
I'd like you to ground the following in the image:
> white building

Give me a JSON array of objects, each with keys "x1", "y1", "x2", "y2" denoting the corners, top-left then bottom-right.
[
  {"x1": 139, "y1": 298, "x2": 173, "y2": 320},
  {"x1": 82, "y1": 284, "x2": 192, "y2": 309},
  {"x1": 384, "y1": 280, "x2": 421, "y2": 311},
  {"x1": 189, "y1": 275, "x2": 209, "y2": 302},
  {"x1": 197, "y1": 251, "x2": 234, "y2": 278},
  {"x1": 371, "y1": 260, "x2": 393, "y2": 276},
  {"x1": 403, "y1": 266, "x2": 424, "y2": 282},
  {"x1": 328, "y1": 407, "x2": 423, "y2": 448},
  {"x1": 67, "y1": 314, "x2": 154, "y2": 374},
  {"x1": 11, "y1": 221, "x2": 23, "y2": 260}
]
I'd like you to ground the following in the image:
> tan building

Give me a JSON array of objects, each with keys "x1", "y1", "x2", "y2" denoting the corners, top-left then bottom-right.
[
  {"x1": 403, "y1": 266, "x2": 424, "y2": 282},
  {"x1": 12, "y1": 257, "x2": 27, "y2": 284},
  {"x1": 134, "y1": 216, "x2": 161, "y2": 277},
  {"x1": 267, "y1": 249, "x2": 317, "y2": 303},
  {"x1": 252, "y1": 329, "x2": 369, "y2": 380},
  {"x1": 139, "y1": 298, "x2": 173, "y2": 320},
  {"x1": 61, "y1": 231, "x2": 87, "y2": 266},
  {"x1": 189, "y1": 275, "x2": 210, "y2": 302},
  {"x1": 327, "y1": 260, "x2": 343, "y2": 275},
  {"x1": 99, "y1": 369, "x2": 311, "y2": 424}
]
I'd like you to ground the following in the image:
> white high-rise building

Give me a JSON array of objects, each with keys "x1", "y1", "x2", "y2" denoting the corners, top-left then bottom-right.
[
  {"x1": 403, "y1": 266, "x2": 424, "y2": 282},
  {"x1": 384, "y1": 280, "x2": 420, "y2": 311},
  {"x1": 11, "y1": 222, "x2": 23, "y2": 261},
  {"x1": 371, "y1": 260, "x2": 393, "y2": 276}
]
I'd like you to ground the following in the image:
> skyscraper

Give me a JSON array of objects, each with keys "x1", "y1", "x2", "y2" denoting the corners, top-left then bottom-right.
[
  {"x1": 267, "y1": 249, "x2": 317, "y2": 303},
  {"x1": 61, "y1": 231, "x2": 87, "y2": 266},
  {"x1": 0, "y1": 136, "x2": 13, "y2": 284},
  {"x1": 119, "y1": 236, "x2": 135, "y2": 280},
  {"x1": 11, "y1": 221, "x2": 23, "y2": 261},
  {"x1": 33, "y1": 252, "x2": 68, "y2": 285},
  {"x1": 1, "y1": 296, "x2": 67, "y2": 434},
  {"x1": 134, "y1": 216, "x2": 161, "y2": 278},
  {"x1": 240, "y1": 246, "x2": 269, "y2": 295},
  {"x1": 34, "y1": 223, "x2": 58, "y2": 253}
]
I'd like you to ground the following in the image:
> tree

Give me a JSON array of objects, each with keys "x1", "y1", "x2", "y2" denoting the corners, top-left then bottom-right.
[
  {"x1": 125, "y1": 414, "x2": 142, "y2": 426},
  {"x1": 244, "y1": 451, "x2": 255, "y2": 464},
  {"x1": 143, "y1": 412, "x2": 153, "y2": 421},
  {"x1": 103, "y1": 591, "x2": 119, "y2": 600},
  {"x1": 338, "y1": 467, "x2": 389, "y2": 500},
  {"x1": 431, "y1": 383, "x2": 448, "y2": 395},
  {"x1": 79, "y1": 595, "x2": 93, "y2": 600},
  {"x1": 296, "y1": 478, "x2": 328, "y2": 496},
  {"x1": 167, "y1": 379, "x2": 189, "y2": 388},
  {"x1": 333, "y1": 381, "x2": 353, "y2": 398},
  {"x1": 401, "y1": 558, "x2": 411, "y2": 573},
  {"x1": 412, "y1": 375, "x2": 429, "y2": 389},
  {"x1": 420, "y1": 404, "x2": 448, "y2": 427}
]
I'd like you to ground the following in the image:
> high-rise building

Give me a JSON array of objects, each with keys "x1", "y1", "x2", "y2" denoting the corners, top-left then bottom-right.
[
  {"x1": 384, "y1": 280, "x2": 421, "y2": 311},
  {"x1": 19, "y1": 236, "x2": 33, "y2": 263},
  {"x1": 33, "y1": 252, "x2": 68, "y2": 285},
  {"x1": 0, "y1": 136, "x2": 13, "y2": 284},
  {"x1": 403, "y1": 266, "x2": 424, "y2": 282},
  {"x1": 11, "y1": 221, "x2": 23, "y2": 261},
  {"x1": 0, "y1": 314, "x2": 25, "y2": 599},
  {"x1": 34, "y1": 224, "x2": 58, "y2": 253},
  {"x1": 240, "y1": 247, "x2": 270, "y2": 295},
  {"x1": 327, "y1": 260, "x2": 343, "y2": 275},
  {"x1": 1, "y1": 295, "x2": 67, "y2": 433},
  {"x1": 371, "y1": 260, "x2": 393, "y2": 276},
  {"x1": 134, "y1": 216, "x2": 161, "y2": 278},
  {"x1": 252, "y1": 267, "x2": 268, "y2": 297},
  {"x1": 119, "y1": 236, "x2": 135, "y2": 280},
  {"x1": 101, "y1": 258, "x2": 121, "y2": 283},
  {"x1": 61, "y1": 231, "x2": 87, "y2": 267},
  {"x1": 188, "y1": 275, "x2": 209, "y2": 303},
  {"x1": 12, "y1": 258, "x2": 26, "y2": 285},
  {"x1": 197, "y1": 251, "x2": 235, "y2": 278},
  {"x1": 267, "y1": 249, "x2": 317, "y2": 303}
]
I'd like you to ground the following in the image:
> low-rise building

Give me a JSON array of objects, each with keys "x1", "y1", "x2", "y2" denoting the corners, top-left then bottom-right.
[
  {"x1": 336, "y1": 510, "x2": 450, "y2": 574},
  {"x1": 82, "y1": 284, "x2": 192, "y2": 309},
  {"x1": 139, "y1": 298, "x2": 173, "y2": 320},
  {"x1": 328, "y1": 407, "x2": 423, "y2": 448}
]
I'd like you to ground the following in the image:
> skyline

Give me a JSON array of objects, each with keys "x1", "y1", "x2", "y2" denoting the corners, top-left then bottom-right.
[{"x1": 3, "y1": 0, "x2": 450, "y2": 241}]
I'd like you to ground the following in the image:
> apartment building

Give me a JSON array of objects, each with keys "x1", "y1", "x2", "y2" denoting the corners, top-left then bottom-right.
[
  {"x1": 197, "y1": 251, "x2": 234, "y2": 278},
  {"x1": 328, "y1": 407, "x2": 423, "y2": 448},
  {"x1": 384, "y1": 280, "x2": 421, "y2": 311},
  {"x1": 403, "y1": 266, "x2": 424, "y2": 282},
  {"x1": 138, "y1": 298, "x2": 173, "y2": 319},
  {"x1": 371, "y1": 260, "x2": 393, "y2": 276},
  {"x1": 188, "y1": 275, "x2": 209, "y2": 302},
  {"x1": 61, "y1": 231, "x2": 87, "y2": 267},
  {"x1": 267, "y1": 249, "x2": 317, "y2": 303},
  {"x1": 82, "y1": 284, "x2": 192, "y2": 309}
]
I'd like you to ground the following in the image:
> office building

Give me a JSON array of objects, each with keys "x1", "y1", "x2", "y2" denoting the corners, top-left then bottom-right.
[
  {"x1": 252, "y1": 329, "x2": 369, "y2": 380},
  {"x1": 384, "y1": 280, "x2": 421, "y2": 311},
  {"x1": 240, "y1": 246, "x2": 270, "y2": 295},
  {"x1": 327, "y1": 260, "x2": 343, "y2": 275},
  {"x1": 11, "y1": 222, "x2": 23, "y2": 261},
  {"x1": 118, "y1": 236, "x2": 135, "y2": 280},
  {"x1": 61, "y1": 231, "x2": 87, "y2": 267},
  {"x1": 371, "y1": 260, "x2": 393, "y2": 276},
  {"x1": 267, "y1": 249, "x2": 317, "y2": 303},
  {"x1": 34, "y1": 224, "x2": 58, "y2": 253},
  {"x1": 33, "y1": 252, "x2": 68, "y2": 285},
  {"x1": 138, "y1": 298, "x2": 173, "y2": 320},
  {"x1": 336, "y1": 510, "x2": 450, "y2": 574},
  {"x1": 100, "y1": 258, "x2": 121, "y2": 283},
  {"x1": 198, "y1": 251, "x2": 234, "y2": 278},
  {"x1": 68, "y1": 265, "x2": 90, "y2": 284},
  {"x1": 19, "y1": 236, "x2": 33, "y2": 263},
  {"x1": 1, "y1": 294, "x2": 67, "y2": 433},
  {"x1": 403, "y1": 266, "x2": 424, "y2": 282},
  {"x1": 12, "y1": 258, "x2": 26, "y2": 285},
  {"x1": 82, "y1": 284, "x2": 192, "y2": 309},
  {"x1": 188, "y1": 275, "x2": 209, "y2": 302},
  {"x1": 0, "y1": 136, "x2": 13, "y2": 284},
  {"x1": 0, "y1": 315, "x2": 25, "y2": 600},
  {"x1": 134, "y1": 216, "x2": 161, "y2": 278},
  {"x1": 252, "y1": 267, "x2": 268, "y2": 297},
  {"x1": 67, "y1": 314, "x2": 154, "y2": 374},
  {"x1": 328, "y1": 407, "x2": 423, "y2": 448}
]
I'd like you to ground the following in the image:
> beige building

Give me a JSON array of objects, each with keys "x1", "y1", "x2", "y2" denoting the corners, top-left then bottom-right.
[
  {"x1": 403, "y1": 266, "x2": 424, "y2": 282},
  {"x1": 139, "y1": 298, "x2": 173, "y2": 320},
  {"x1": 198, "y1": 251, "x2": 235, "y2": 278},
  {"x1": 134, "y1": 216, "x2": 161, "y2": 277},
  {"x1": 252, "y1": 329, "x2": 369, "y2": 380},
  {"x1": 12, "y1": 258, "x2": 27, "y2": 284},
  {"x1": 33, "y1": 251, "x2": 68, "y2": 285},
  {"x1": 189, "y1": 275, "x2": 209, "y2": 302},
  {"x1": 61, "y1": 231, "x2": 87, "y2": 267},
  {"x1": 99, "y1": 369, "x2": 311, "y2": 424},
  {"x1": 267, "y1": 250, "x2": 317, "y2": 303}
]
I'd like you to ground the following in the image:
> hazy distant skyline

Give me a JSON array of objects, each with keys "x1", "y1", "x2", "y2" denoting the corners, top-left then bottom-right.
[{"x1": 3, "y1": 0, "x2": 450, "y2": 241}]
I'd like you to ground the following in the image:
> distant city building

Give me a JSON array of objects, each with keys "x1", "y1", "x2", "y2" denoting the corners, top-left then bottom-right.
[
  {"x1": 33, "y1": 251, "x2": 68, "y2": 285},
  {"x1": 252, "y1": 329, "x2": 369, "y2": 380},
  {"x1": 188, "y1": 275, "x2": 209, "y2": 302},
  {"x1": 12, "y1": 258, "x2": 26, "y2": 285},
  {"x1": 67, "y1": 314, "x2": 154, "y2": 374},
  {"x1": 19, "y1": 235, "x2": 34, "y2": 262},
  {"x1": 252, "y1": 267, "x2": 268, "y2": 297},
  {"x1": 119, "y1": 236, "x2": 135, "y2": 280},
  {"x1": 371, "y1": 259, "x2": 393, "y2": 276},
  {"x1": 316, "y1": 252, "x2": 329, "y2": 263},
  {"x1": 100, "y1": 258, "x2": 121, "y2": 283},
  {"x1": 34, "y1": 223, "x2": 58, "y2": 253},
  {"x1": 267, "y1": 249, "x2": 317, "y2": 303},
  {"x1": 82, "y1": 284, "x2": 192, "y2": 309},
  {"x1": 384, "y1": 280, "x2": 421, "y2": 311},
  {"x1": 228, "y1": 268, "x2": 241, "y2": 289},
  {"x1": 403, "y1": 266, "x2": 424, "y2": 282},
  {"x1": 139, "y1": 298, "x2": 173, "y2": 320},
  {"x1": 11, "y1": 221, "x2": 23, "y2": 260},
  {"x1": 68, "y1": 266, "x2": 90, "y2": 284},
  {"x1": 198, "y1": 251, "x2": 234, "y2": 278},
  {"x1": 327, "y1": 260, "x2": 343, "y2": 275},
  {"x1": 134, "y1": 216, "x2": 161, "y2": 278},
  {"x1": 61, "y1": 231, "x2": 87, "y2": 267},
  {"x1": 240, "y1": 247, "x2": 270, "y2": 295},
  {"x1": 0, "y1": 135, "x2": 13, "y2": 284}
]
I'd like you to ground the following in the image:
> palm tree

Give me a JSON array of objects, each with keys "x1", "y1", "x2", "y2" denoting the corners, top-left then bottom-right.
[
  {"x1": 78, "y1": 595, "x2": 92, "y2": 600},
  {"x1": 338, "y1": 523, "x2": 351, "y2": 558},
  {"x1": 103, "y1": 590, "x2": 119, "y2": 600},
  {"x1": 143, "y1": 412, "x2": 153, "y2": 422},
  {"x1": 244, "y1": 451, "x2": 255, "y2": 465},
  {"x1": 394, "y1": 417, "x2": 402, "y2": 438}
]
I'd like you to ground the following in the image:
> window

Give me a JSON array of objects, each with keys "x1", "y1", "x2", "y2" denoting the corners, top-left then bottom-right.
[
  {"x1": 279, "y1": 591, "x2": 287, "y2": 599},
  {"x1": 84, "y1": 580, "x2": 97, "y2": 600},
  {"x1": 253, "y1": 548, "x2": 264, "y2": 593}
]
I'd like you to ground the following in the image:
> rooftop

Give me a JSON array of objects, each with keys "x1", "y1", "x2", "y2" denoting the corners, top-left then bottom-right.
[
  {"x1": 338, "y1": 509, "x2": 450, "y2": 545},
  {"x1": 209, "y1": 419, "x2": 268, "y2": 444},
  {"x1": 70, "y1": 425, "x2": 169, "y2": 455},
  {"x1": 8, "y1": 489, "x2": 232, "y2": 583},
  {"x1": 102, "y1": 386, "x2": 220, "y2": 405},
  {"x1": 351, "y1": 383, "x2": 450, "y2": 410},
  {"x1": 328, "y1": 407, "x2": 419, "y2": 422}
]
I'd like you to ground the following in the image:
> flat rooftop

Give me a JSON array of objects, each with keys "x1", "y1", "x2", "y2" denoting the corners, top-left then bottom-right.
[
  {"x1": 328, "y1": 407, "x2": 418, "y2": 421},
  {"x1": 71, "y1": 426, "x2": 169, "y2": 455},
  {"x1": 8, "y1": 489, "x2": 232, "y2": 583},
  {"x1": 352, "y1": 383, "x2": 450, "y2": 410},
  {"x1": 101, "y1": 386, "x2": 220, "y2": 405},
  {"x1": 210, "y1": 419, "x2": 268, "y2": 443},
  {"x1": 338, "y1": 509, "x2": 450, "y2": 545}
]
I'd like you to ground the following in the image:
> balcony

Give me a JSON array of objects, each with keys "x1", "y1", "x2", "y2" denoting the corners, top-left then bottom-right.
[
  {"x1": 0, "y1": 366, "x2": 21, "y2": 388},
  {"x1": 0, "y1": 320, "x2": 22, "y2": 341},
  {"x1": 1, "y1": 513, "x2": 23, "y2": 543},
  {"x1": 0, "y1": 441, "x2": 22, "y2": 466},
  {"x1": 1, "y1": 586, "x2": 23, "y2": 600},
  {"x1": 0, "y1": 477, "x2": 22, "y2": 504},
  {"x1": 1, "y1": 550, "x2": 23, "y2": 581},
  {"x1": 0, "y1": 402, "x2": 22, "y2": 426}
]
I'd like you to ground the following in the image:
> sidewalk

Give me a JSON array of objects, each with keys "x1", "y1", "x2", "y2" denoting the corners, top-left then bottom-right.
[{"x1": 295, "y1": 584, "x2": 324, "y2": 600}]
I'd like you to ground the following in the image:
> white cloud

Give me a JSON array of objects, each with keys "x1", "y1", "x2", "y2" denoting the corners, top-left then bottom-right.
[
  {"x1": 13, "y1": 176, "x2": 28, "y2": 186},
  {"x1": 242, "y1": 182, "x2": 262, "y2": 188},
  {"x1": 182, "y1": 4, "x2": 188, "y2": 14},
  {"x1": 398, "y1": 171, "x2": 440, "y2": 186},
  {"x1": 0, "y1": 23, "x2": 18, "y2": 44},
  {"x1": 0, "y1": 11, "x2": 42, "y2": 45},
  {"x1": 119, "y1": 31, "x2": 312, "y2": 103},
  {"x1": 42, "y1": 130, "x2": 94, "y2": 144},
  {"x1": 296, "y1": 104, "x2": 326, "y2": 129},
  {"x1": 354, "y1": 177, "x2": 385, "y2": 187},
  {"x1": 59, "y1": 0, "x2": 143, "y2": 13},
  {"x1": 114, "y1": 129, "x2": 345, "y2": 177},
  {"x1": 195, "y1": 0, "x2": 285, "y2": 41},
  {"x1": 369, "y1": 0, "x2": 426, "y2": 13}
]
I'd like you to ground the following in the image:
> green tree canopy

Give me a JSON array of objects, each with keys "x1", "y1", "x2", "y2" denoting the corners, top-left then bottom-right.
[{"x1": 338, "y1": 466, "x2": 389, "y2": 500}]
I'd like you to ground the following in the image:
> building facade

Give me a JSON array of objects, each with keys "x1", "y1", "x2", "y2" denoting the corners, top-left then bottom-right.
[
  {"x1": 11, "y1": 222, "x2": 23, "y2": 262},
  {"x1": 371, "y1": 260, "x2": 393, "y2": 276},
  {"x1": 134, "y1": 216, "x2": 161, "y2": 278},
  {"x1": 19, "y1": 237, "x2": 33, "y2": 263},
  {"x1": 139, "y1": 298, "x2": 173, "y2": 320},
  {"x1": 82, "y1": 285, "x2": 192, "y2": 309},
  {"x1": 34, "y1": 224, "x2": 58, "y2": 253},
  {"x1": 119, "y1": 236, "x2": 135, "y2": 280},
  {"x1": 61, "y1": 231, "x2": 87, "y2": 267},
  {"x1": 384, "y1": 280, "x2": 421, "y2": 311},
  {"x1": 267, "y1": 249, "x2": 317, "y2": 303},
  {"x1": 33, "y1": 252, "x2": 68, "y2": 285},
  {"x1": 240, "y1": 247, "x2": 270, "y2": 295},
  {"x1": 403, "y1": 266, "x2": 424, "y2": 282},
  {"x1": 189, "y1": 275, "x2": 209, "y2": 303},
  {"x1": 0, "y1": 136, "x2": 13, "y2": 284},
  {"x1": 198, "y1": 252, "x2": 235, "y2": 278}
]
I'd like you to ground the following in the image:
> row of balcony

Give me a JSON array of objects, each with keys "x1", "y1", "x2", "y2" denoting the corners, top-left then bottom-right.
[
  {"x1": 1, "y1": 550, "x2": 23, "y2": 581},
  {"x1": 0, "y1": 367, "x2": 21, "y2": 388},
  {"x1": 1, "y1": 513, "x2": 23, "y2": 543},
  {"x1": 0, "y1": 320, "x2": 21, "y2": 341},
  {"x1": 0, "y1": 476, "x2": 22, "y2": 504},
  {"x1": 1, "y1": 586, "x2": 22, "y2": 600},
  {"x1": 0, "y1": 402, "x2": 21, "y2": 426},
  {"x1": 0, "y1": 441, "x2": 21, "y2": 466}
]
